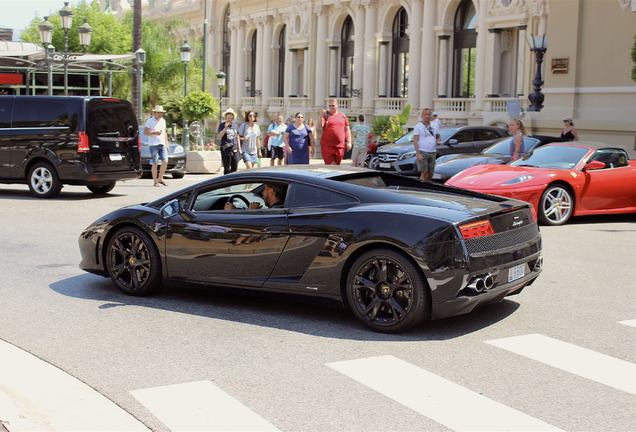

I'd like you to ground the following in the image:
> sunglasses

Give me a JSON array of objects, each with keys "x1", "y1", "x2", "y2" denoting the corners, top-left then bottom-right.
[{"x1": 329, "y1": 105, "x2": 336, "y2": 107}]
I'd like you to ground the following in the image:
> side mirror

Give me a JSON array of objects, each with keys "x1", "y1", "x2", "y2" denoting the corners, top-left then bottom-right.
[
  {"x1": 583, "y1": 160, "x2": 606, "y2": 171},
  {"x1": 448, "y1": 139, "x2": 458, "y2": 145},
  {"x1": 160, "y1": 199, "x2": 181, "y2": 218}
]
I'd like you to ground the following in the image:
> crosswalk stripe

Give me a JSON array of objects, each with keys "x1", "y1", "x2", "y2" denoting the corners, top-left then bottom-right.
[
  {"x1": 131, "y1": 380, "x2": 280, "y2": 432},
  {"x1": 327, "y1": 355, "x2": 562, "y2": 432},
  {"x1": 486, "y1": 334, "x2": 636, "y2": 396},
  {"x1": 619, "y1": 319, "x2": 636, "y2": 328}
]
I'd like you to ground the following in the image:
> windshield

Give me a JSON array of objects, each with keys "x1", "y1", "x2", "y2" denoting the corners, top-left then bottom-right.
[
  {"x1": 510, "y1": 145, "x2": 590, "y2": 169},
  {"x1": 87, "y1": 99, "x2": 138, "y2": 138},
  {"x1": 439, "y1": 129, "x2": 458, "y2": 141},
  {"x1": 482, "y1": 137, "x2": 539, "y2": 155}
]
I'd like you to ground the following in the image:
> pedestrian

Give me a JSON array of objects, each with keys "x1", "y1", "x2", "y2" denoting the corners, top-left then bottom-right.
[
  {"x1": 509, "y1": 118, "x2": 528, "y2": 161},
  {"x1": 561, "y1": 117, "x2": 579, "y2": 141},
  {"x1": 413, "y1": 108, "x2": 441, "y2": 181},
  {"x1": 238, "y1": 110, "x2": 262, "y2": 169},
  {"x1": 350, "y1": 115, "x2": 371, "y2": 167},
  {"x1": 319, "y1": 98, "x2": 351, "y2": 165},
  {"x1": 431, "y1": 111, "x2": 442, "y2": 129},
  {"x1": 267, "y1": 114, "x2": 287, "y2": 166},
  {"x1": 143, "y1": 105, "x2": 169, "y2": 187},
  {"x1": 217, "y1": 108, "x2": 240, "y2": 174},
  {"x1": 284, "y1": 112, "x2": 315, "y2": 164},
  {"x1": 307, "y1": 118, "x2": 318, "y2": 161}
]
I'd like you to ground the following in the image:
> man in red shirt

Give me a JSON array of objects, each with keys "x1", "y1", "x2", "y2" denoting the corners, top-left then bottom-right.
[{"x1": 320, "y1": 98, "x2": 352, "y2": 165}]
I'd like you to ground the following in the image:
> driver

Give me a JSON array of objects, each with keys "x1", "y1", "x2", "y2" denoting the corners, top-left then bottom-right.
[{"x1": 224, "y1": 183, "x2": 287, "y2": 210}]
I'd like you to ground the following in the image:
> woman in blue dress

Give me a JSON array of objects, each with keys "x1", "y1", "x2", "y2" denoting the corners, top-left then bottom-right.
[{"x1": 283, "y1": 112, "x2": 315, "y2": 164}]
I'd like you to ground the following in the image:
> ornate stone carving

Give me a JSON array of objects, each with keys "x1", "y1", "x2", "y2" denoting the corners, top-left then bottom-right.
[
  {"x1": 532, "y1": 0, "x2": 548, "y2": 17},
  {"x1": 618, "y1": 0, "x2": 631, "y2": 10},
  {"x1": 289, "y1": 1, "x2": 310, "y2": 40},
  {"x1": 489, "y1": 0, "x2": 529, "y2": 16}
]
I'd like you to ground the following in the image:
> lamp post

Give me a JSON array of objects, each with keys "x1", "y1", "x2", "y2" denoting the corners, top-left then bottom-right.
[
  {"x1": 526, "y1": 34, "x2": 547, "y2": 112},
  {"x1": 180, "y1": 41, "x2": 191, "y2": 97},
  {"x1": 216, "y1": 70, "x2": 226, "y2": 131},
  {"x1": 244, "y1": 76, "x2": 251, "y2": 97},
  {"x1": 38, "y1": 3, "x2": 93, "y2": 96},
  {"x1": 341, "y1": 74, "x2": 349, "y2": 98},
  {"x1": 135, "y1": 48, "x2": 146, "y2": 123}
]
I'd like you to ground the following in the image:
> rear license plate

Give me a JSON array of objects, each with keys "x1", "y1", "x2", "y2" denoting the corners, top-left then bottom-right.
[
  {"x1": 109, "y1": 153, "x2": 123, "y2": 161},
  {"x1": 379, "y1": 162, "x2": 391, "y2": 169},
  {"x1": 508, "y1": 264, "x2": 525, "y2": 282},
  {"x1": 432, "y1": 173, "x2": 441, "y2": 179}
]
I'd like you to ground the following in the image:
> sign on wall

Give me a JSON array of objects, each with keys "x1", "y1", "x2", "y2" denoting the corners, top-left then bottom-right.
[{"x1": 551, "y1": 58, "x2": 569, "y2": 74}]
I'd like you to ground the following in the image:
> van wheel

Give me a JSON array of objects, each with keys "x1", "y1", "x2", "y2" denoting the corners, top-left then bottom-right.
[
  {"x1": 171, "y1": 171, "x2": 185, "y2": 179},
  {"x1": 28, "y1": 162, "x2": 62, "y2": 198},
  {"x1": 87, "y1": 182, "x2": 116, "y2": 194}
]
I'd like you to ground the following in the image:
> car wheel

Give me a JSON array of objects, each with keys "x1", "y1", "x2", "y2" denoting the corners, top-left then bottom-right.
[
  {"x1": 539, "y1": 184, "x2": 573, "y2": 226},
  {"x1": 87, "y1": 182, "x2": 116, "y2": 194},
  {"x1": 106, "y1": 226, "x2": 162, "y2": 296},
  {"x1": 346, "y1": 248, "x2": 429, "y2": 333},
  {"x1": 27, "y1": 161, "x2": 62, "y2": 198},
  {"x1": 171, "y1": 171, "x2": 185, "y2": 179}
]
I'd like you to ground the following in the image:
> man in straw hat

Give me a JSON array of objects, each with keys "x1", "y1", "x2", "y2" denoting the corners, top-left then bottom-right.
[
  {"x1": 218, "y1": 107, "x2": 240, "y2": 174},
  {"x1": 144, "y1": 105, "x2": 169, "y2": 186}
]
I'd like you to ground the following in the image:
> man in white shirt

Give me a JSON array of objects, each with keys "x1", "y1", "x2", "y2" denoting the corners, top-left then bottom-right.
[
  {"x1": 431, "y1": 112, "x2": 442, "y2": 129},
  {"x1": 144, "y1": 105, "x2": 169, "y2": 186},
  {"x1": 413, "y1": 108, "x2": 441, "y2": 181}
]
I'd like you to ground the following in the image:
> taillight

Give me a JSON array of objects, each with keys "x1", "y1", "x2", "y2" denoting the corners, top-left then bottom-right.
[
  {"x1": 78, "y1": 131, "x2": 89, "y2": 152},
  {"x1": 138, "y1": 135, "x2": 141, "y2": 151},
  {"x1": 530, "y1": 206, "x2": 538, "y2": 222},
  {"x1": 459, "y1": 220, "x2": 495, "y2": 239}
]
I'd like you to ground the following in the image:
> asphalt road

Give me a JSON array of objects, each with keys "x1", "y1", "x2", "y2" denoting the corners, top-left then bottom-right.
[{"x1": 0, "y1": 173, "x2": 635, "y2": 432}]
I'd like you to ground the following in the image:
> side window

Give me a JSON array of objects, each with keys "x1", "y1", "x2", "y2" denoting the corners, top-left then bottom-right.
[
  {"x1": 0, "y1": 101, "x2": 12, "y2": 128},
  {"x1": 192, "y1": 182, "x2": 266, "y2": 211},
  {"x1": 12, "y1": 101, "x2": 69, "y2": 128},
  {"x1": 286, "y1": 183, "x2": 357, "y2": 208},
  {"x1": 452, "y1": 130, "x2": 473, "y2": 143},
  {"x1": 589, "y1": 150, "x2": 629, "y2": 168},
  {"x1": 476, "y1": 129, "x2": 501, "y2": 141}
]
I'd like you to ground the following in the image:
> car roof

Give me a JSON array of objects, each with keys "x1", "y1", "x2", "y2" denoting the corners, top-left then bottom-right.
[{"x1": 545, "y1": 141, "x2": 636, "y2": 159}]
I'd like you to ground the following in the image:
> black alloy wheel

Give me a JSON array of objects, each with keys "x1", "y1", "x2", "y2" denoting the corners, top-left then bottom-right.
[
  {"x1": 346, "y1": 249, "x2": 429, "y2": 333},
  {"x1": 87, "y1": 182, "x2": 116, "y2": 194},
  {"x1": 106, "y1": 226, "x2": 162, "y2": 296},
  {"x1": 171, "y1": 171, "x2": 185, "y2": 179},
  {"x1": 27, "y1": 161, "x2": 62, "y2": 198},
  {"x1": 539, "y1": 184, "x2": 573, "y2": 226}
]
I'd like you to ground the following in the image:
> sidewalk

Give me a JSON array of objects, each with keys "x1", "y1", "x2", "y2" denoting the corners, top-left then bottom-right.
[{"x1": 0, "y1": 339, "x2": 149, "y2": 432}]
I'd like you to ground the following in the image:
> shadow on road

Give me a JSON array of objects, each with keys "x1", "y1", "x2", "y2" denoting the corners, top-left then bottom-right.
[{"x1": 51, "y1": 273, "x2": 521, "y2": 342}]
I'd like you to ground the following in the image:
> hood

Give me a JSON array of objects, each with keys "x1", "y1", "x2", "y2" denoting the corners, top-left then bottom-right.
[
  {"x1": 446, "y1": 165, "x2": 539, "y2": 188},
  {"x1": 377, "y1": 142, "x2": 412, "y2": 153}
]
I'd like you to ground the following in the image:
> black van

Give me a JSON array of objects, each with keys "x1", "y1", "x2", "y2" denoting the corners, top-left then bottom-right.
[{"x1": 0, "y1": 96, "x2": 141, "y2": 198}]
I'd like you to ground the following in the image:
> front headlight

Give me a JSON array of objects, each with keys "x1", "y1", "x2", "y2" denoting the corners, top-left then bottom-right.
[
  {"x1": 502, "y1": 174, "x2": 534, "y2": 185},
  {"x1": 173, "y1": 145, "x2": 185, "y2": 154},
  {"x1": 398, "y1": 151, "x2": 416, "y2": 161}
]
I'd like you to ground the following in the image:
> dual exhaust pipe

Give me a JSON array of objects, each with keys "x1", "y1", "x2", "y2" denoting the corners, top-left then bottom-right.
[{"x1": 465, "y1": 273, "x2": 495, "y2": 294}]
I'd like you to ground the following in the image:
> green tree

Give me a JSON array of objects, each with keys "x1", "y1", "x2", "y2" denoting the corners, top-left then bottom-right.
[
  {"x1": 382, "y1": 104, "x2": 412, "y2": 143},
  {"x1": 181, "y1": 90, "x2": 218, "y2": 122}
]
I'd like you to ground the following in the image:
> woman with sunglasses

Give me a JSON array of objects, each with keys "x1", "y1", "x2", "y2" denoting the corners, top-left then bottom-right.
[
  {"x1": 561, "y1": 117, "x2": 579, "y2": 141},
  {"x1": 283, "y1": 112, "x2": 315, "y2": 164}
]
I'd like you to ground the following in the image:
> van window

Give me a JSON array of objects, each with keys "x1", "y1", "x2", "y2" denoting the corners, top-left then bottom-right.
[
  {"x1": 0, "y1": 101, "x2": 11, "y2": 128},
  {"x1": 87, "y1": 99, "x2": 136, "y2": 137},
  {"x1": 12, "y1": 101, "x2": 69, "y2": 128}
]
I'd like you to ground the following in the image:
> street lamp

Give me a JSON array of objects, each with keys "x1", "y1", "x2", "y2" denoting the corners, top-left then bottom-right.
[
  {"x1": 38, "y1": 3, "x2": 93, "y2": 96},
  {"x1": 180, "y1": 40, "x2": 191, "y2": 97},
  {"x1": 341, "y1": 74, "x2": 349, "y2": 98},
  {"x1": 244, "y1": 76, "x2": 251, "y2": 97},
  {"x1": 216, "y1": 70, "x2": 226, "y2": 130},
  {"x1": 526, "y1": 34, "x2": 547, "y2": 112},
  {"x1": 135, "y1": 48, "x2": 146, "y2": 123}
]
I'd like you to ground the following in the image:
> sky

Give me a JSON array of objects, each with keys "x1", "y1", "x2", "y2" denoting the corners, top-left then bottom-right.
[{"x1": 1, "y1": 0, "x2": 78, "y2": 39}]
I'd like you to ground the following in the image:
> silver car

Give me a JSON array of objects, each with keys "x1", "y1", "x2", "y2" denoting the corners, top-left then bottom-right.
[{"x1": 139, "y1": 130, "x2": 186, "y2": 178}]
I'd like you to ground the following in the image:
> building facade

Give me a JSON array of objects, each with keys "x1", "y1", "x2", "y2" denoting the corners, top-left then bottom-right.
[{"x1": 111, "y1": 0, "x2": 636, "y2": 146}]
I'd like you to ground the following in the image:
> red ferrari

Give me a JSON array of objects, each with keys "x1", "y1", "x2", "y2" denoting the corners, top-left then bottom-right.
[{"x1": 446, "y1": 142, "x2": 636, "y2": 225}]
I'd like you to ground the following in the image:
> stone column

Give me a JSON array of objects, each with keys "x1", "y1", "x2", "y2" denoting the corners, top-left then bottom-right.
[
  {"x1": 377, "y1": 41, "x2": 389, "y2": 97},
  {"x1": 314, "y1": 7, "x2": 329, "y2": 107},
  {"x1": 420, "y1": 0, "x2": 436, "y2": 109},
  {"x1": 437, "y1": 35, "x2": 450, "y2": 97},
  {"x1": 303, "y1": 47, "x2": 310, "y2": 97},
  {"x1": 408, "y1": 0, "x2": 423, "y2": 110},
  {"x1": 516, "y1": 25, "x2": 527, "y2": 96},
  {"x1": 362, "y1": 0, "x2": 378, "y2": 111},
  {"x1": 472, "y1": 0, "x2": 488, "y2": 112},
  {"x1": 352, "y1": 1, "x2": 365, "y2": 110},
  {"x1": 255, "y1": 20, "x2": 265, "y2": 106},
  {"x1": 329, "y1": 46, "x2": 339, "y2": 97},
  {"x1": 289, "y1": 48, "x2": 299, "y2": 97},
  {"x1": 486, "y1": 28, "x2": 501, "y2": 97},
  {"x1": 261, "y1": 17, "x2": 273, "y2": 106}
]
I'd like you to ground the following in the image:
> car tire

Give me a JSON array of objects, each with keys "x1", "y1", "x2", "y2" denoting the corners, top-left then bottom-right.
[
  {"x1": 346, "y1": 248, "x2": 429, "y2": 333},
  {"x1": 87, "y1": 182, "x2": 116, "y2": 194},
  {"x1": 171, "y1": 171, "x2": 185, "y2": 179},
  {"x1": 27, "y1": 161, "x2": 62, "y2": 198},
  {"x1": 106, "y1": 226, "x2": 162, "y2": 296},
  {"x1": 538, "y1": 184, "x2": 573, "y2": 226}
]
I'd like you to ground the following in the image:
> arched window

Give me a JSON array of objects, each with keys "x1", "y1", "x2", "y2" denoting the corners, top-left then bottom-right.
[
  {"x1": 391, "y1": 7, "x2": 409, "y2": 98},
  {"x1": 340, "y1": 16, "x2": 354, "y2": 98},
  {"x1": 221, "y1": 5, "x2": 230, "y2": 98},
  {"x1": 277, "y1": 26, "x2": 286, "y2": 98},
  {"x1": 453, "y1": 0, "x2": 477, "y2": 98},
  {"x1": 248, "y1": 31, "x2": 257, "y2": 97}
]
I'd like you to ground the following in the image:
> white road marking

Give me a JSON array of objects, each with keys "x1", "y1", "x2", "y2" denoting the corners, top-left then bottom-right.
[
  {"x1": 0, "y1": 339, "x2": 150, "y2": 431},
  {"x1": 327, "y1": 355, "x2": 562, "y2": 432},
  {"x1": 486, "y1": 334, "x2": 636, "y2": 395},
  {"x1": 619, "y1": 319, "x2": 636, "y2": 328},
  {"x1": 131, "y1": 380, "x2": 280, "y2": 432}
]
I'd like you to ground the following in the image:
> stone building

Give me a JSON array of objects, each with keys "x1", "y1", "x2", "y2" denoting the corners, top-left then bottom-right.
[{"x1": 109, "y1": 0, "x2": 636, "y2": 146}]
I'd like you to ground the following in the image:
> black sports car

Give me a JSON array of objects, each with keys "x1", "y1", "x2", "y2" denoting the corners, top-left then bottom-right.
[
  {"x1": 432, "y1": 135, "x2": 566, "y2": 183},
  {"x1": 79, "y1": 166, "x2": 543, "y2": 333}
]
